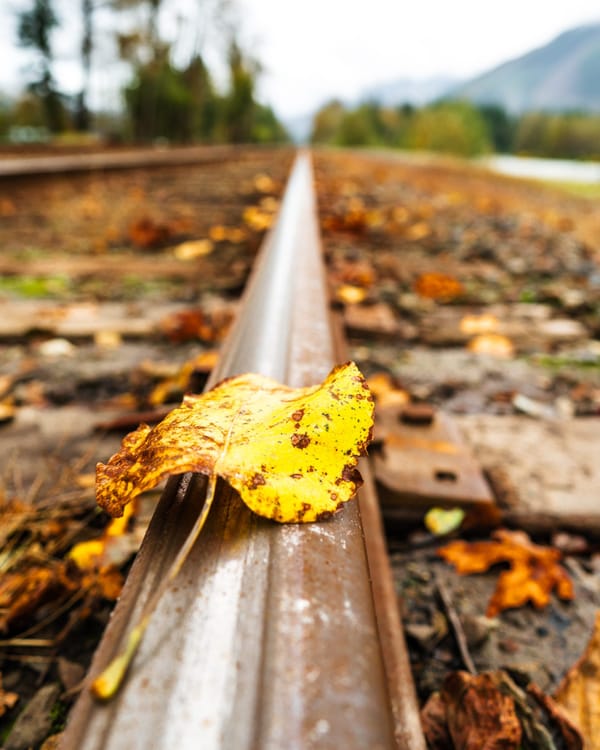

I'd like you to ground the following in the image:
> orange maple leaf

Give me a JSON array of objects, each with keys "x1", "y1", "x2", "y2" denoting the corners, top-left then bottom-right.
[{"x1": 438, "y1": 529, "x2": 574, "y2": 617}]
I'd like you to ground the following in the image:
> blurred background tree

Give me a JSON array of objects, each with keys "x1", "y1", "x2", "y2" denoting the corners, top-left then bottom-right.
[
  {"x1": 17, "y1": 0, "x2": 66, "y2": 132},
  {"x1": 4, "y1": 1, "x2": 600, "y2": 156},
  {"x1": 6, "y1": 0, "x2": 289, "y2": 144}
]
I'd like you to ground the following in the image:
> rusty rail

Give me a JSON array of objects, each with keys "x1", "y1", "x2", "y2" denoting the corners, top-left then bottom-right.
[
  {"x1": 0, "y1": 144, "x2": 254, "y2": 177},
  {"x1": 62, "y1": 152, "x2": 425, "y2": 749}
]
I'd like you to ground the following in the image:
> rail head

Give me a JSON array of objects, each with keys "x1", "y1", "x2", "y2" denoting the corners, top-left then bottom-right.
[{"x1": 62, "y1": 152, "x2": 425, "y2": 750}]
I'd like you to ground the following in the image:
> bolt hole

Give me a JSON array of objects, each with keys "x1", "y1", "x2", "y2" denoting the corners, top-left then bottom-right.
[{"x1": 435, "y1": 470, "x2": 457, "y2": 483}]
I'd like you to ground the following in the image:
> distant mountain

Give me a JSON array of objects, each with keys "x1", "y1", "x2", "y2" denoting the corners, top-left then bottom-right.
[
  {"x1": 358, "y1": 75, "x2": 461, "y2": 107},
  {"x1": 283, "y1": 23, "x2": 600, "y2": 142},
  {"x1": 450, "y1": 23, "x2": 600, "y2": 113}
]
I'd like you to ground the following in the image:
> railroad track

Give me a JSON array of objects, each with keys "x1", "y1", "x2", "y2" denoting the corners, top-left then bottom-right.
[
  {"x1": 59, "y1": 152, "x2": 426, "y2": 749},
  {"x1": 0, "y1": 144, "x2": 245, "y2": 177}
]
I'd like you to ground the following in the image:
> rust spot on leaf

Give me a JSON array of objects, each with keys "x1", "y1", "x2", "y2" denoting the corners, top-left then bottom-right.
[
  {"x1": 291, "y1": 409, "x2": 305, "y2": 422},
  {"x1": 291, "y1": 432, "x2": 311, "y2": 449},
  {"x1": 290, "y1": 473, "x2": 303, "y2": 480},
  {"x1": 248, "y1": 472, "x2": 266, "y2": 490},
  {"x1": 338, "y1": 463, "x2": 363, "y2": 488}
]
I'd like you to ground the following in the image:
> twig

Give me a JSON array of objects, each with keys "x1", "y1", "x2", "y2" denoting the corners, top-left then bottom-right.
[
  {"x1": 12, "y1": 589, "x2": 85, "y2": 640},
  {"x1": 91, "y1": 473, "x2": 219, "y2": 699},
  {"x1": 436, "y1": 572, "x2": 477, "y2": 675}
]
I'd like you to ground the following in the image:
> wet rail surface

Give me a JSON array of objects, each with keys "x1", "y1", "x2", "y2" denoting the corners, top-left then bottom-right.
[{"x1": 58, "y1": 151, "x2": 426, "y2": 749}]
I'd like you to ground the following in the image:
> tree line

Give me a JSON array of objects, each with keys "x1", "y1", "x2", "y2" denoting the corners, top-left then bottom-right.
[
  {"x1": 0, "y1": 0, "x2": 289, "y2": 144},
  {"x1": 310, "y1": 99, "x2": 600, "y2": 161}
]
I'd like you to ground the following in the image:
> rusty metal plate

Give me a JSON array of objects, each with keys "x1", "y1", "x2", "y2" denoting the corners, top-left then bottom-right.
[{"x1": 373, "y1": 402, "x2": 496, "y2": 523}]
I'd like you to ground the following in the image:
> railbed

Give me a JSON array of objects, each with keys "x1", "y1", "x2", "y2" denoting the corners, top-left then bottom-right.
[{"x1": 61, "y1": 152, "x2": 425, "y2": 750}]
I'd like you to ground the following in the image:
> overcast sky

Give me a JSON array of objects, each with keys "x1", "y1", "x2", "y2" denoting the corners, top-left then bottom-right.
[
  {"x1": 238, "y1": 0, "x2": 600, "y2": 117},
  {"x1": 1, "y1": 0, "x2": 599, "y2": 119}
]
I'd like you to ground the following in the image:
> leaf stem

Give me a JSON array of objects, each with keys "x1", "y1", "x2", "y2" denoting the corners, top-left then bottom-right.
[{"x1": 92, "y1": 473, "x2": 219, "y2": 700}]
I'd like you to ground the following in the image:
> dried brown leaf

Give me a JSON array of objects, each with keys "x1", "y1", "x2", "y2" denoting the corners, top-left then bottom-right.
[
  {"x1": 554, "y1": 611, "x2": 600, "y2": 748},
  {"x1": 442, "y1": 671, "x2": 522, "y2": 749}
]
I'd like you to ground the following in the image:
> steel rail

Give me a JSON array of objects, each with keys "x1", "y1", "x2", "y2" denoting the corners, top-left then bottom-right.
[
  {"x1": 62, "y1": 151, "x2": 425, "y2": 750},
  {"x1": 0, "y1": 144, "x2": 261, "y2": 177}
]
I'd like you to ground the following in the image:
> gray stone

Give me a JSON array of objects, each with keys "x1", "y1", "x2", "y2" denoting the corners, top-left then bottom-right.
[{"x1": 4, "y1": 684, "x2": 61, "y2": 750}]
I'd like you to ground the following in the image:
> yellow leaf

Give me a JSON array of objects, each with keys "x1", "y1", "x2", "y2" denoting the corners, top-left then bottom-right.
[
  {"x1": 69, "y1": 501, "x2": 137, "y2": 570},
  {"x1": 97, "y1": 362, "x2": 373, "y2": 523},
  {"x1": 467, "y1": 333, "x2": 514, "y2": 358},
  {"x1": 208, "y1": 225, "x2": 227, "y2": 242},
  {"x1": 460, "y1": 313, "x2": 499, "y2": 335},
  {"x1": 173, "y1": 239, "x2": 214, "y2": 260},
  {"x1": 243, "y1": 205, "x2": 274, "y2": 231},
  {"x1": 425, "y1": 507, "x2": 465, "y2": 536},
  {"x1": 335, "y1": 284, "x2": 368, "y2": 305},
  {"x1": 69, "y1": 539, "x2": 106, "y2": 570},
  {"x1": 253, "y1": 173, "x2": 276, "y2": 193},
  {"x1": 554, "y1": 611, "x2": 600, "y2": 747}
]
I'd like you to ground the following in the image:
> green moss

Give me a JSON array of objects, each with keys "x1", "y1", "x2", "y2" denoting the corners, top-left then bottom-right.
[
  {"x1": 49, "y1": 699, "x2": 69, "y2": 734},
  {"x1": 0, "y1": 274, "x2": 71, "y2": 298}
]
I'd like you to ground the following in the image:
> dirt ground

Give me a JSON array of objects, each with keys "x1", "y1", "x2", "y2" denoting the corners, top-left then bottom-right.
[{"x1": 1, "y1": 146, "x2": 599, "y2": 747}]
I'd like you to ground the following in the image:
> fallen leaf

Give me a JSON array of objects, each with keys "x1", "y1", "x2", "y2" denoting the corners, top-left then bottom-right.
[
  {"x1": 554, "y1": 610, "x2": 600, "y2": 748},
  {"x1": 0, "y1": 198, "x2": 17, "y2": 217},
  {"x1": 322, "y1": 198, "x2": 372, "y2": 235},
  {"x1": 260, "y1": 196, "x2": 279, "y2": 213},
  {"x1": 333, "y1": 259, "x2": 376, "y2": 288},
  {"x1": 0, "y1": 562, "x2": 78, "y2": 633},
  {"x1": 148, "y1": 351, "x2": 218, "y2": 406},
  {"x1": 224, "y1": 226, "x2": 247, "y2": 243},
  {"x1": 460, "y1": 313, "x2": 500, "y2": 335},
  {"x1": 443, "y1": 671, "x2": 522, "y2": 749},
  {"x1": 425, "y1": 507, "x2": 465, "y2": 536},
  {"x1": 335, "y1": 284, "x2": 368, "y2": 305},
  {"x1": 528, "y1": 683, "x2": 584, "y2": 750},
  {"x1": 173, "y1": 239, "x2": 214, "y2": 260},
  {"x1": 414, "y1": 272, "x2": 463, "y2": 301},
  {"x1": 208, "y1": 224, "x2": 227, "y2": 242},
  {"x1": 253, "y1": 173, "x2": 276, "y2": 193},
  {"x1": 128, "y1": 217, "x2": 173, "y2": 249},
  {"x1": 93, "y1": 330, "x2": 123, "y2": 349},
  {"x1": 468, "y1": 333, "x2": 515, "y2": 358},
  {"x1": 366, "y1": 372, "x2": 411, "y2": 410},
  {"x1": 420, "y1": 691, "x2": 452, "y2": 749},
  {"x1": 0, "y1": 673, "x2": 19, "y2": 717},
  {"x1": 159, "y1": 307, "x2": 233, "y2": 344},
  {"x1": 243, "y1": 205, "x2": 274, "y2": 231},
  {"x1": 0, "y1": 401, "x2": 16, "y2": 424},
  {"x1": 69, "y1": 500, "x2": 138, "y2": 571},
  {"x1": 423, "y1": 669, "x2": 584, "y2": 750},
  {"x1": 438, "y1": 529, "x2": 574, "y2": 617},
  {"x1": 405, "y1": 221, "x2": 431, "y2": 241},
  {"x1": 96, "y1": 361, "x2": 373, "y2": 523}
]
